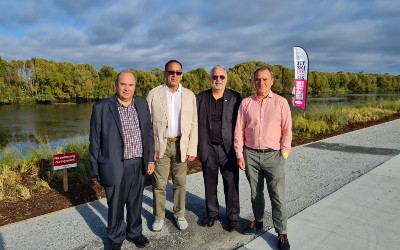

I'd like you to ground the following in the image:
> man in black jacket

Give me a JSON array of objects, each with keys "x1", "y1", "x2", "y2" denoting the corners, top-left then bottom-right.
[{"x1": 196, "y1": 65, "x2": 242, "y2": 231}]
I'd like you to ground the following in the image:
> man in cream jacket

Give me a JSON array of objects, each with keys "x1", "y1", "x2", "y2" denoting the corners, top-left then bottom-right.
[{"x1": 146, "y1": 59, "x2": 198, "y2": 232}]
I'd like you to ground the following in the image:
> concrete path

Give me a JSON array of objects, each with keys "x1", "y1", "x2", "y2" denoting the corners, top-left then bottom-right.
[
  {"x1": 0, "y1": 119, "x2": 399, "y2": 250},
  {"x1": 239, "y1": 153, "x2": 400, "y2": 250}
]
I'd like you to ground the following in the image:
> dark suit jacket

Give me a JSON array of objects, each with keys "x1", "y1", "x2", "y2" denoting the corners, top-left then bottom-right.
[
  {"x1": 196, "y1": 89, "x2": 242, "y2": 164},
  {"x1": 89, "y1": 95, "x2": 154, "y2": 187}
]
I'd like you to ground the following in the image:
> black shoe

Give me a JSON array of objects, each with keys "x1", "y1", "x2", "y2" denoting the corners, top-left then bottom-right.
[
  {"x1": 278, "y1": 234, "x2": 290, "y2": 250},
  {"x1": 127, "y1": 234, "x2": 149, "y2": 248},
  {"x1": 202, "y1": 216, "x2": 219, "y2": 227},
  {"x1": 242, "y1": 220, "x2": 263, "y2": 235},
  {"x1": 109, "y1": 242, "x2": 122, "y2": 250},
  {"x1": 228, "y1": 221, "x2": 238, "y2": 232}
]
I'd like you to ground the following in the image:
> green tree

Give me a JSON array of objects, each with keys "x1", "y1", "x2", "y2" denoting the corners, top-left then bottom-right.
[
  {"x1": 184, "y1": 68, "x2": 209, "y2": 94},
  {"x1": 151, "y1": 68, "x2": 165, "y2": 84},
  {"x1": 0, "y1": 57, "x2": 7, "y2": 79},
  {"x1": 337, "y1": 71, "x2": 350, "y2": 91},
  {"x1": 271, "y1": 65, "x2": 284, "y2": 93},
  {"x1": 57, "y1": 62, "x2": 74, "y2": 100},
  {"x1": 227, "y1": 71, "x2": 244, "y2": 94},
  {"x1": 96, "y1": 65, "x2": 117, "y2": 99},
  {"x1": 280, "y1": 67, "x2": 295, "y2": 94},
  {"x1": 132, "y1": 69, "x2": 159, "y2": 98},
  {"x1": 72, "y1": 64, "x2": 99, "y2": 101},
  {"x1": 229, "y1": 61, "x2": 267, "y2": 96},
  {"x1": 310, "y1": 72, "x2": 330, "y2": 93}
]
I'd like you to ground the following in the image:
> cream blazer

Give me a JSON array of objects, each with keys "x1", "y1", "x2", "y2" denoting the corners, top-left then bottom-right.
[{"x1": 146, "y1": 84, "x2": 198, "y2": 162}]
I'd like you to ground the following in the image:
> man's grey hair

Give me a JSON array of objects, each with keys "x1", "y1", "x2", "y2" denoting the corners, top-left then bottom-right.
[{"x1": 210, "y1": 65, "x2": 227, "y2": 76}]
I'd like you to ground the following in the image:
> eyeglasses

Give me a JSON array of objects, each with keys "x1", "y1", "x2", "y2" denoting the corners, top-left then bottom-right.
[
  {"x1": 212, "y1": 75, "x2": 226, "y2": 80},
  {"x1": 167, "y1": 70, "x2": 183, "y2": 76}
]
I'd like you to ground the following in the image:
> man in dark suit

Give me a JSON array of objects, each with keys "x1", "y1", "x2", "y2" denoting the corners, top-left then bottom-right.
[
  {"x1": 89, "y1": 71, "x2": 154, "y2": 250},
  {"x1": 196, "y1": 65, "x2": 242, "y2": 231}
]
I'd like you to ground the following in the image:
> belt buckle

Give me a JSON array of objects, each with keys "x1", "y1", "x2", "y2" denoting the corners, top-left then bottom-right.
[{"x1": 167, "y1": 137, "x2": 179, "y2": 142}]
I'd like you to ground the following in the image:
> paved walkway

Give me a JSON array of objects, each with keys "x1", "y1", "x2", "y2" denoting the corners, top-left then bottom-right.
[
  {"x1": 239, "y1": 153, "x2": 400, "y2": 250},
  {"x1": 1, "y1": 119, "x2": 399, "y2": 250}
]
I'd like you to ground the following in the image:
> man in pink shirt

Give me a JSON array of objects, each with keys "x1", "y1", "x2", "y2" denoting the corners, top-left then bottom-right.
[{"x1": 234, "y1": 66, "x2": 292, "y2": 250}]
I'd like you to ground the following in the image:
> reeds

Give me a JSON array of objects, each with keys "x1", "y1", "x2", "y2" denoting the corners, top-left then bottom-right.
[
  {"x1": 292, "y1": 99, "x2": 400, "y2": 139},
  {"x1": 0, "y1": 136, "x2": 89, "y2": 202}
]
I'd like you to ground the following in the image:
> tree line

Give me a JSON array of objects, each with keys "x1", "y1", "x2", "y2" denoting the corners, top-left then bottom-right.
[{"x1": 0, "y1": 56, "x2": 399, "y2": 104}]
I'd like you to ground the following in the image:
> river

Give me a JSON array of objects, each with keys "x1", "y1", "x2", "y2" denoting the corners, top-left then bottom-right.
[{"x1": 1, "y1": 92, "x2": 399, "y2": 153}]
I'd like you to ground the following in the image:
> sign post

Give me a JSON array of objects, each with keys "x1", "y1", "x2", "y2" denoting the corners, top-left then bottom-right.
[{"x1": 53, "y1": 152, "x2": 77, "y2": 192}]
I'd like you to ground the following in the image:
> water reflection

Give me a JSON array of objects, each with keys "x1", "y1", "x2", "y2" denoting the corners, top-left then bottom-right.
[
  {"x1": 285, "y1": 91, "x2": 400, "y2": 112},
  {"x1": 0, "y1": 103, "x2": 92, "y2": 154}
]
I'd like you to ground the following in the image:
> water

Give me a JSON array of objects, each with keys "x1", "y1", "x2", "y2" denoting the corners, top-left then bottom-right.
[
  {"x1": 285, "y1": 92, "x2": 400, "y2": 114},
  {"x1": 0, "y1": 103, "x2": 93, "y2": 153},
  {"x1": 0, "y1": 92, "x2": 399, "y2": 153}
]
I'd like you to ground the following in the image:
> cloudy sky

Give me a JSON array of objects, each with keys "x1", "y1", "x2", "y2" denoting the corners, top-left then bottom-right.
[{"x1": 0, "y1": 0, "x2": 399, "y2": 75}]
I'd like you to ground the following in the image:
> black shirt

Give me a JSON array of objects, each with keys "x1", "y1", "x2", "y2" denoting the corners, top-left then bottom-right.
[{"x1": 210, "y1": 95, "x2": 223, "y2": 145}]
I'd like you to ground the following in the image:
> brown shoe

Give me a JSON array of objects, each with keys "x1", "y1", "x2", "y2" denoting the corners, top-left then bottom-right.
[
  {"x1": 278, "y1": 234, "x2": 290, "y2": 250},
  {"x1": 242, "y1": 220, "x2": 263, "y2": 235}
]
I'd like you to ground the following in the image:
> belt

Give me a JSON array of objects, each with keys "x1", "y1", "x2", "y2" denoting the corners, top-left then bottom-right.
[
  {"x1": 124, "y1": 157, "x2": 142, "y2": 161},
  {"x1": 167, "y1": 136, "x2": 181, "y2": 142},
  {"x1": 247, "y1": 147, "x2": 275, "y2": 153}
]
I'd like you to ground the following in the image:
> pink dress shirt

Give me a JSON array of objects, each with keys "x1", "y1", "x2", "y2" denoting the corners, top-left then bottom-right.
[{"x1": 234, "y1": 92, "x2": 292, "y2": 159}]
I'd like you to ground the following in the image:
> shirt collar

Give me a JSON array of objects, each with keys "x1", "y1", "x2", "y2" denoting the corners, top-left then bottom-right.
[
  {"x1": 115, "y1": 94, "x2": 134, "y2": 107},
  {"x1": 163, "y1": 83, "x2": 182, "y2": 93},
  {"x1": 252, "y1": 91, "x2": 274, "y2": 100}
]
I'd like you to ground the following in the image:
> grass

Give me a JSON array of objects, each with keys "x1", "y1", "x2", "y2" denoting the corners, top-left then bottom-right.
[
  {"x1": 292, "y1": 99, "x2": 400, "y2": 139},
  {"x1": 0, "y1": 137, "x2": 90, "y2": 202},
  {"x1": 1, "y1": 99, "x2": 400, "y2": 202}
]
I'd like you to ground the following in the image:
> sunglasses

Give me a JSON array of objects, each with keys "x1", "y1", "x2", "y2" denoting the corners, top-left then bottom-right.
[
  {"x1": 212, "y1": 75, "x2": 226, "y2": 80},
  {"x1": 167, "y1": 70, "x2": 183, "y2": 76}
]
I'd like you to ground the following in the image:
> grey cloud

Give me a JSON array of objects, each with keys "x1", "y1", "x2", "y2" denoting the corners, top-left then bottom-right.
[
  {"x1": 0, "y1": 0, "x2": 398, "y2": 75},
  {"x1": 28, "y1": 27, "x2": 87, "y2": 49},
  {"x1": 146, "y1": 2, "x2": 202, "y2": 42},
  {"x1": 86, "y1": 2, "x2": 147, "y2": 44},
  {"x1": 53, "y1": 0, "x2": 109, "y2": 17},
  {"x1": 0, "y1": 0, "x2": 49, "y2": 27}
]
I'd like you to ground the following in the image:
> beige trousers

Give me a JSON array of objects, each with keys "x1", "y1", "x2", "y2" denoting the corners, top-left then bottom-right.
[{"x1": 152, "y1": 141, "x2": 187, "y2": 220}]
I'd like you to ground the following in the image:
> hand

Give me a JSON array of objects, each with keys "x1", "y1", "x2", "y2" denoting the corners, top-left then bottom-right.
[
  {"x1": 237, "y1": 158, "x2": 245, "y2": 171},
  {"x1": 147, "y1": 163, "x2": 155, "y2": 175},
  {"x1": 186, "y1": 155, "x2": 196, "y2": 162}
]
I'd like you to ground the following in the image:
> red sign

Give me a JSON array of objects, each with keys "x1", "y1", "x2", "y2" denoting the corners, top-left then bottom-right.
[{"x1": 53, "y1": 152, "x2": 77, "y2": 170}]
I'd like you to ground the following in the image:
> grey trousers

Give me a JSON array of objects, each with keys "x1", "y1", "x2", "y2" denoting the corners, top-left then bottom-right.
[
  {"x1": 152, "y1": 141, "x2": 187, "y2": 220},
  {"x1": 244, "y1": 147, "x2": 288, "y2": 234}
]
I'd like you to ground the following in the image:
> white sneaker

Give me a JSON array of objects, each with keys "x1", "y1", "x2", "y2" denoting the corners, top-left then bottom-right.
[
  {"x1": 175, "y1": 217, "x2": 188, "y2": 230},
  {"x1": 152, "y1": 220, "x2": 164, "y2": 232}
]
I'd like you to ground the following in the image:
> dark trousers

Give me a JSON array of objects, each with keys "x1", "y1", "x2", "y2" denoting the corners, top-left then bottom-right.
[
  {"x1": 202, "y1": 144, "x2": 240, "y2": 223},
  {"x1": 104, "y1": 158, "x2": 145, "y2": 243}
]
